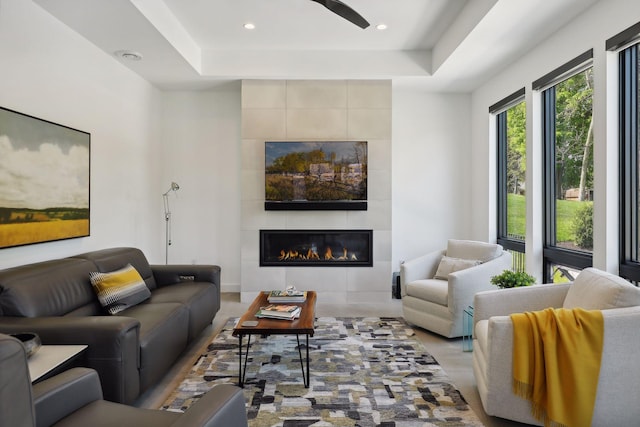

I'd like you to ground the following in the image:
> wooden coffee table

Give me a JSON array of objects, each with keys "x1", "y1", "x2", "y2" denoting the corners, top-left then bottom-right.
[{"x1": 232, "y1": 291, "x2": 317, "y2": 387}]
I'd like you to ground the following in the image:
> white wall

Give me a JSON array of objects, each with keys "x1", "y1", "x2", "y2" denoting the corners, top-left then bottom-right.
[
  {"x1": 391, "y1": 87, "x2": 472, "y2": 269},
  {"x1": 159, "y1": 82, "x2": 475, "y2": 295},
  {"x1": 159, "y1": 87, "x2": 242, "y2": 290},
  {"x1": 470, "y1": 0, "x2": 640, "y2": 275},
  {"x1": 0, "y1": 0, "x2": 163, "y2": 269},
  {"x1": 159, "y1": 83, "x2": 475, "y2": 295}
]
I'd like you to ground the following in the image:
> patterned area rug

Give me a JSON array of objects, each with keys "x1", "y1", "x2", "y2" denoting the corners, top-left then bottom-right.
[{"x1": 162, "y1": 317, "x2": 484, "y2": 426}]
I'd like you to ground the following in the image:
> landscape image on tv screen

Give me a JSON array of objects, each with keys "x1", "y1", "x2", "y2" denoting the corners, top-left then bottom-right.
[{"x1": 265, "y1": 141, "x2": 367, "y2": 210}]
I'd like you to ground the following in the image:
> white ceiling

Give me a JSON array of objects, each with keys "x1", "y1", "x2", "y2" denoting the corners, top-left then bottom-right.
[{"x1": 33, "y1": 0, "x2": 599, "y2": 91}]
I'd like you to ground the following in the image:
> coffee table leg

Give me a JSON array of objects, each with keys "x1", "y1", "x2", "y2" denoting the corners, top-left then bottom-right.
[
  {"x1": 296, "y1": 334, "x2": 310, "y2": 388},
  {"x1": 237, "y1": 335, "x2": 243, "y2": 388},
  {"x1": 238, "y1": 334, "x2": 252, "y2": 388},
  {"x1": 306, "y1": 334, "x2": 310, "y2": 387}
]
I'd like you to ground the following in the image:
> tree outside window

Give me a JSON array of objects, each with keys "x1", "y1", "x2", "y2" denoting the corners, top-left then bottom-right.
[
  {"x1": 540, "y1": 53, "x2": 594, "y2": 283},
  {"x1": 505, "y1": 101, "x2": 526, "y2": 241},
  {"x1": 551, "y1": 68, "x2": 594, "y2": 253},
  {"x1": 496, "y1": 91, "x2": 526, "y2": 272}
]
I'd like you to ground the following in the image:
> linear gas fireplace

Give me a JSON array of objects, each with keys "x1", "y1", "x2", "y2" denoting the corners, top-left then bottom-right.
[{"x1": 260, "y1": 229, "x2": 373, "y2": 267}]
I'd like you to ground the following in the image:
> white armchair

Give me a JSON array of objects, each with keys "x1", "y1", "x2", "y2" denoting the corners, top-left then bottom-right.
[
  {"x1": 472, "y1": 268, "x2": 640, "y2": 426},
  {"x1": 400, "y1": 239, "x2": 512, "y2": 338}
]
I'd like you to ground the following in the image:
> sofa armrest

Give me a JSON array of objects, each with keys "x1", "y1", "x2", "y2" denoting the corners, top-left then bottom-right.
[
  {"x1": 172, "y1": 384, "x2": 248, "y2": 427},
  {"x1": 594, "y1": 306, "x2": 640, "y2": 424},
  {"x1": 473, "y1": 283, "x2": 571, "y2": 328},
  {"x1": 33, "y1": 368, "x2": 102, "y2": 427},
  {"x1": 151, "y1": 265, "x2": 221, "y2": 288},
  {"x1": 399, "y1": 250, "x2": 445, "y2": 296},
  {"x1": 0, "y1": 316, "x2": 139, "y2": 344},
  {"x1": 474, "y1": 305, "x2": 640, "y2": 424},
  {"x1": 448, "y1": 252, "x2": 512, "y2": 313},
  {"x1": 0, "y1": 316, "x2": 140, "y2": 404}
]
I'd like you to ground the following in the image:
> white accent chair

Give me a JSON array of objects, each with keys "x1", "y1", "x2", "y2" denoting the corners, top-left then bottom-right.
[
  {"x1": 472, "y1": 268, "x2": 640, "y2": 425},
  {"x1": 400, "y1": 239, "x2": 512, "y2": 338}
]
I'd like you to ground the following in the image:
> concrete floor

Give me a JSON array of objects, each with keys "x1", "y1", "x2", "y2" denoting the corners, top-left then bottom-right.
[{"x1": 137, "y1": 293, "x2": 529, "y2": 426}]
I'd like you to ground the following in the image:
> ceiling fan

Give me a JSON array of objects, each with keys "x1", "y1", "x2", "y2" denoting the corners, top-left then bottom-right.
[{"x1": 309, "y1": 0, "x2": 370, "y2": 29}]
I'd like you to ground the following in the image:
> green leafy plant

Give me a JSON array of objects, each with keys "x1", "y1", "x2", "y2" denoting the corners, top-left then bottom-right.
[
  {"x1": 573, "y1": 202, "x2": 593, "y2": 250},
  {"x1": 490, "y1": 270, "x2": 536, "y2": 289}
]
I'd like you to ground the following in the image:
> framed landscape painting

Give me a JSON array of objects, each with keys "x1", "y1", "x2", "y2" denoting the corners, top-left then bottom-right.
[
  {"x1": 0, "y1": 107, "x2": 90, "y2": 249},
  {"x1": 265, "y1": 141, "x2": 368, "y2": 210}
]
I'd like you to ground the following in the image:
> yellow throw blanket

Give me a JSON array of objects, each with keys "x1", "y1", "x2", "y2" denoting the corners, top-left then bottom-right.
[{"x1": 511, "y1": 308, "x2": 603, "y2": 427}]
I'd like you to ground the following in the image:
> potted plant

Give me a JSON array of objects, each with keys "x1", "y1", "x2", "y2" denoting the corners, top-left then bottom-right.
[{"x1": 490, "y1": 270, "x2": 536, "y2": 289}]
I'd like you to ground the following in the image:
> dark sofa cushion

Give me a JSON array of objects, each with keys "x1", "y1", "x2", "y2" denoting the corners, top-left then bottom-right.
[
  {"x1": 0, "y1": 259, "x2": 97, "y2": 317},
  {"x1": 149, "y1": 282, "x2": 218, "y2": 341},
  {"x1": 118, "y1": 302, "x2": 189, "y2": 392},
  {"x1": 72, "y1": 248, "x2": 158, "y2": 291}
]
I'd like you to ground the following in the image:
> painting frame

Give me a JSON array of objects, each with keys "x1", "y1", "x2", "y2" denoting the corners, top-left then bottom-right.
[{"x1": 0, "y1": 106, "x2": 90, "y2": 249}]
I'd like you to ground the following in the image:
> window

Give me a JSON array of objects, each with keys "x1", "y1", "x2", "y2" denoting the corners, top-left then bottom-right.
[
  {"x1": 536, "y1": 50, "x2": 594, "y2": 282},
  {"x1": 493, "y1": 89, "x2": 526, "y2": 271},
  {"x1": 612, "y1": 22, "x2": 640, "y2": 282}
]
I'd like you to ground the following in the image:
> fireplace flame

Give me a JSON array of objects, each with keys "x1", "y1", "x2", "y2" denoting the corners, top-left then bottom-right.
[
  {"x1": 277, "y1": 246, "x2": 358, "y2": 262},
  {"x1": 324, "y1": 247, "x2": 333, "y2": 260}
]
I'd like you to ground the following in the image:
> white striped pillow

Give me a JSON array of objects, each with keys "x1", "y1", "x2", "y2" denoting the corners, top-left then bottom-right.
[{"x1": 90, "y1": 264, "x2": 150, "y2": 314}]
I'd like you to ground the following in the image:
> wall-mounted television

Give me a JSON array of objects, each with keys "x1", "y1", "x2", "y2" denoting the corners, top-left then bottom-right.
[{"x1": 265, "y1": 141, "x2": 367, "y2": 210}]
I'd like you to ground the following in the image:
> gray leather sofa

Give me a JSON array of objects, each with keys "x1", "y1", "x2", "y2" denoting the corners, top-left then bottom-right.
[
  {"x1": 0, "y1": 247, "x2": 221, "y2": 404},
  {"x1": 0, "y1": 333, "x2": 248, "y2": 427}
]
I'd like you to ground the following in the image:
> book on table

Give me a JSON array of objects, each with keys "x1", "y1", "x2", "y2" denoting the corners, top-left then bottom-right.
[
  {"x1": 267, "y1": 290, "x2": 307, "y2": 303},
  {"x1": 256, "y1": 304, "x2": 301, "y2": 320}
]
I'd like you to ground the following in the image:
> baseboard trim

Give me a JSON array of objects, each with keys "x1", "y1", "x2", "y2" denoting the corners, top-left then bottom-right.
[{"x1": 221, "y1": 283, "x2": 240, "y2": 293}]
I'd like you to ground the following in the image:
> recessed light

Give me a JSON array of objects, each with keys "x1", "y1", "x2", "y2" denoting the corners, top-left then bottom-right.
[
  {"x1": 376, "y1": 24, "x2": 387, "y2": 31},
  {"x1": 114, "y1": 50, "x2": 143, "y2": 61},
  {"x1": 243, "y1": 22, "x2": 256, "y2": 30}
]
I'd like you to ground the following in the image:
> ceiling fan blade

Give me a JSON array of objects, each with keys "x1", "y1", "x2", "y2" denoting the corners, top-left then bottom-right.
[{"x1": 310, "y1": 0, "x2": 370, "y2": 29}]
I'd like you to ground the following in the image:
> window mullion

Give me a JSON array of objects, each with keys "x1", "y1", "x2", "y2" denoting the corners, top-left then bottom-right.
[
  {"x1": 621, "y1": 46, "x2": 638, "y2": 265},
  {"x1": 497, "y1": 112, "x2": 508, "y2": 239},
  {"x1": 543, "y1": 88, "x2": 557, "y2": 249}
]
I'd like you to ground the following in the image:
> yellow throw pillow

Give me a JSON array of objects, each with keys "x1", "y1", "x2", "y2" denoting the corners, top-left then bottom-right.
[{"x1": 90, "y1": 264, "x2": 151, "y2": 314}]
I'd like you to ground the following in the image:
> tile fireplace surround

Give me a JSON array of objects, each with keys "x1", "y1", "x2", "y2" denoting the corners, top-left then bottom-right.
[
  {"x1": 240, "y1": 79, "x2": 392, "y2": 303},
  {"x1": 260, "y1": 229, "x2": 373, "y2": 267}
]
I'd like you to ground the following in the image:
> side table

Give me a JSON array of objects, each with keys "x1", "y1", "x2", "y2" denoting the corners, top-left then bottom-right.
[
  {"x1": 462, "y1": 306, "x2": 474, "y2": 352},
  {"x1": 28, "y1": 344, "x2": 88, "y2": 383}
]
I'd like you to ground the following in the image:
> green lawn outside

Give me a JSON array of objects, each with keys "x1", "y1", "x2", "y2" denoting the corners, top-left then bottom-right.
[
  {"x1": 506, "y1": 193, "x2": 592, "y2": 243},
  {"x1": 506, "y1": 193, "x2": 526, "y2": 239}
]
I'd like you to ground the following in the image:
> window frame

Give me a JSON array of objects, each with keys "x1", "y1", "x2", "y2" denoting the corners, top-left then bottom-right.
[
  {"x1": 537, "y1": 50, "x2": 594, "y2": 282},
  {"x1": 492, "y1": 89, "x2": 526, "y2": 257},
  {"x1": 615, "y1": 36, "x2": 640, "y2": 282}
]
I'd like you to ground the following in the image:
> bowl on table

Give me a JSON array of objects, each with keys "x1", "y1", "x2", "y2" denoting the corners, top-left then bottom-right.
[{"x1": 10, "y1": 332, "x2": 42, "y2": 357}]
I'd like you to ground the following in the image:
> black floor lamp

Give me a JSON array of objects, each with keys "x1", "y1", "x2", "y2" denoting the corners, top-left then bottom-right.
[{"x1": 163, "y1": 182, "x2": 180, "y2": 264}]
